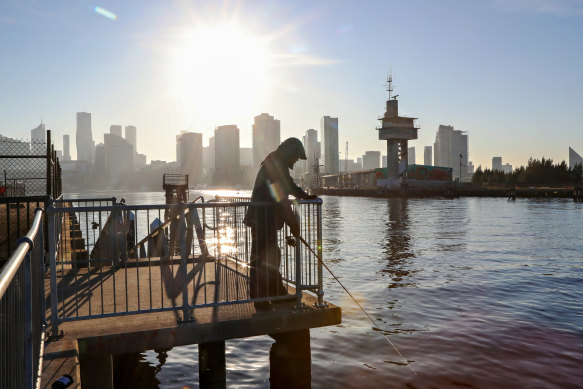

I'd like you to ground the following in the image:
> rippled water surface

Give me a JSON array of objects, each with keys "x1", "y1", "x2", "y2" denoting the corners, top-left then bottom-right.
[{"x1": 69, "y1": 192, "x2": 583, "y2": 388}]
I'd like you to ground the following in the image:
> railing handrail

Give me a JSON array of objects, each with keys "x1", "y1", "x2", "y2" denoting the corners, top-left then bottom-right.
[
  {"x1": 49, "y1": 198, "x2": 323, "y2": 213},
  {"x1": 0, "y1": 207, "x2": 43, "y2": 299},
  {"x1": 56, "y1": 196, "x2": 116, "y2": 203}
]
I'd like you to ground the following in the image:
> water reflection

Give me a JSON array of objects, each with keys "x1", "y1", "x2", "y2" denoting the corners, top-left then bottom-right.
[
  {"x1": 382, "y1": 198, "x2": 416, "y2": 288},
  {"x1": 322, "y1": 196, "x2": 343, "y2": 251},
  {"x1": 433, "y1": 199, "x2": 469, "y2": 253},
  {"x1": 113, "y1": 351, "x2": 164, "y2": 388}
]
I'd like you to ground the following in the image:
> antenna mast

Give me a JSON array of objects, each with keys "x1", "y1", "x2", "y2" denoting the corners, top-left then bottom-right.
[{"x1": 385, "y1": 69, "x2": 394, "y2": 100}]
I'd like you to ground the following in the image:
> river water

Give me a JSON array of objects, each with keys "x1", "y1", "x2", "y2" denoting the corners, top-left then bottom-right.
[{"x1": 68, "y1": 192, "x2": 583, "y2": 388}]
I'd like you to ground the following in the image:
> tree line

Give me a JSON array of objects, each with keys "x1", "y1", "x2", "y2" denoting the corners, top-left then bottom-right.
[{"x1": 472, "y1": 158, "x2": 583, "y2": 186}]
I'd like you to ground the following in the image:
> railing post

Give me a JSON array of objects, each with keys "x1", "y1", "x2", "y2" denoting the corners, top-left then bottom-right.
[
  {"x1": 47, "y1": 206, "x2": 60, "y2": 336},
  {"x1": 22, "y1": 242, "x2": 34, "y2": 389},
  {"x1": 294, "y1": 206, "x2": 302, "y2": 307},
  {"x1": 46, "y1": 129, "x2": 52, "y2": 197},
  {"x1": 179, "y1": 203, "x2": 190, "y2": 321},
  {"x1": 38, "y1": 209, "x2": 47, "y2": 323},
  {"x1": 316, "y1": 201, "x2": 324, "y2": 306}
]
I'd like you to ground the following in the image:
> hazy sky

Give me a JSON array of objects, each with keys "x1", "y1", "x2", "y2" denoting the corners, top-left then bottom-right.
[{"x1": 1, "y1": 0, "x2": 582, "y2": 169}]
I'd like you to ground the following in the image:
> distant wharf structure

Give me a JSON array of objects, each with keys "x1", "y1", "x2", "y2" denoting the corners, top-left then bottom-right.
[{"x1": 0, "y1": 173, "x2": 340, "y2": 388}]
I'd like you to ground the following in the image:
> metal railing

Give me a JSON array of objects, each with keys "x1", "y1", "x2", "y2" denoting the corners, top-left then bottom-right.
[
  {"x1": 0, "y1": 208, "x2": 45, "y2": 389},
  {"x1": 46, "y1": 198, "x2": 323, "y2": 332}
]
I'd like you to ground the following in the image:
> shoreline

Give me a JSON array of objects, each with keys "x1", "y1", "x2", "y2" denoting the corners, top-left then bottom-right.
[{"x1": 312, "y1": 187, "x2": 581, "y2": 199}]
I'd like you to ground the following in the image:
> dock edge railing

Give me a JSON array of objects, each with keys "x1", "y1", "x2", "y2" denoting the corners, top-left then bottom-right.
[
  {"x1": 46, "y1": 198, "x2": 324, "y2": 331},
  {"x1": 0, "y1": 208, "x2": 45, "y2": 389}
]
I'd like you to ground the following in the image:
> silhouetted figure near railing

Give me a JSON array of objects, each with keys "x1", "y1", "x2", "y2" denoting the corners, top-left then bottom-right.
[{"x1": 244, "y1": 137, "x2": 317, "y2": 311}]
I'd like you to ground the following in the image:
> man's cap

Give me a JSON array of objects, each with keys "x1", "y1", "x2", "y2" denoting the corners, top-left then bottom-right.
[{"x1": 277, "y1": 137, "x2": 307, "y2": 160}]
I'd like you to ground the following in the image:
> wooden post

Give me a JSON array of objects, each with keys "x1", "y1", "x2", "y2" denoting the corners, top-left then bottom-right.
[
  {"x1": 269, "y1": 329, "x2": 311, "y2": 389},
  {"x1": 80, "y1": 353, "x2": 114, "y2": 389},
  {"x1": 199, "y1": 341, "x2": 226, "y2": 388}
]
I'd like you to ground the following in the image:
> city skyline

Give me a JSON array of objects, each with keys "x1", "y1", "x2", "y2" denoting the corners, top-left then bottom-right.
[{"x1": 1, "y1": 1, "x2": 582, "y2": 169}]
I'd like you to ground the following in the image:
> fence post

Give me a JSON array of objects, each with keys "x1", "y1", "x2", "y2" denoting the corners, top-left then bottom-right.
[
  {"x1": 46, "y1": 130, "x2": 52, "y2": 197},
  {"x1": 20, "y1": 238, "x2": 34, "y2": 389},
  {"x1": 316, "y1": 201, "x2": 324, "y2": 306},
  {"x1": 294, "y1": 206, "x2": 302, "y2": 307},
  {"x1": 47, "y1": 206, "x2": 59, "y2": 336},
  {"x1": 179, "y1": 203, "x2": 190, "y2": 321}
]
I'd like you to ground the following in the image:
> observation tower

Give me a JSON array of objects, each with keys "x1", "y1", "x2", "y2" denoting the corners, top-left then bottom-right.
[{"x1": 377, "y1": 75, "x2": 419, "y2": 179}]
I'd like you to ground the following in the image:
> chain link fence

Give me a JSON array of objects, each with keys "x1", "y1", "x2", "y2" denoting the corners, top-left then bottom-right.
[{"x1": 0, "y1": 130, "x2": 62, "y2": 264}]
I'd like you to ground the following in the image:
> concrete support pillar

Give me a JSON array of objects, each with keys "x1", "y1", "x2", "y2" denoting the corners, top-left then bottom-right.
[
  {"x1": 199, "y1": 341, "x2": 226, "y2": 388},
  {"x1": 270, "y1": 329, "x2": 311, "y2": 389},
  {"x1": 387, "y1": 140, "x2": 399, "y2": 179},
  {"x1": 80, "y1": 353, "x2": 113, "y2": 389}
]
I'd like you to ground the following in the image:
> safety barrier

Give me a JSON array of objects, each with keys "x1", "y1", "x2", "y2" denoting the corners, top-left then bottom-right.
[
  {"x1": 0, "y1": 208, "x2": 45, "y2": 389},
  {"x1": 46, "y1": 198, "x2": 324, "y2": 333}
]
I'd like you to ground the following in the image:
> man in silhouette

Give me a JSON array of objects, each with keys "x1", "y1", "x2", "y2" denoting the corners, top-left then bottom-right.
[{"x1": 244, "y1": 137, "x2": 317, "y2": 310}]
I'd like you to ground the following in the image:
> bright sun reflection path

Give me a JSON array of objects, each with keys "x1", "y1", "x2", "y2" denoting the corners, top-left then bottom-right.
[
  {"x1": 207, "y1": 225, "x2": 238, "y2": 255},
  {"x1": 173, "y1": 23, "x2": 271, "y2": 119}
]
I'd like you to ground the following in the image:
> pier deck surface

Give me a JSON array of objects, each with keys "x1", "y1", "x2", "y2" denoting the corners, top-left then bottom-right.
[{"x1": 42, "y1": 256, "x2": 340, "y2": 387}]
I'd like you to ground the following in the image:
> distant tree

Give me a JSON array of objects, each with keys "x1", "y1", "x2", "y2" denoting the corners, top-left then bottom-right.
[{"x1": 471, "y1": 158, "x2": 582, "y2": 187}]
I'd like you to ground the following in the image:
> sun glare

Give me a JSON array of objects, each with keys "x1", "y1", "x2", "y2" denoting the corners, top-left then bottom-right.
[{"x1": 173, "y1": 24, "x2": 271, "y2": 121}]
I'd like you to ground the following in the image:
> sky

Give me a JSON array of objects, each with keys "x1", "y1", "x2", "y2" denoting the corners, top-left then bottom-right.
[{"x1": 1, "y1": 0, "x2": 583, "y2": 169}]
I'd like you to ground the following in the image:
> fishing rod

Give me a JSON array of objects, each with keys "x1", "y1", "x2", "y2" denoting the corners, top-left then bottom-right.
[{"x1": 295, "y1": 235, "x2": 417, "y2": 376}]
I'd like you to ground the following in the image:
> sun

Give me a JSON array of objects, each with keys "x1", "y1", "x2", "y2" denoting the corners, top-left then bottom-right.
[{"x1": 172, "y1": 23, "x2": 271, "y2": 123}]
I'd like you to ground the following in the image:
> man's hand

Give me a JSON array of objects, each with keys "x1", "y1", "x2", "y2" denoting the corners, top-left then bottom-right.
[
  {"x1": 289, "y1": 221, "x2": 300, "y2": 238},
  {"x1": 304, "y1": 194, "x2": 318, "y2": 200}
]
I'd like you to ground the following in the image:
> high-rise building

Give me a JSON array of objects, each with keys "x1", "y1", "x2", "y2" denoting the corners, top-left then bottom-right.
[
  {"x1": 110, "y1": 125, "x2": 122, "y2": 137},
  {"x1": 76, "y1": 112, "x2": 94, "y2": 163},
  {"x1": 30, "y1": 123, "x2": 46, "y2": 155},
  {"x1": 569, "y1": 147, "x2": 583, "y2": 169},
  {"x1": 252, "y1": 113, "x2": 280, "y2": 168},
  {"x1": 240, "y1": 147, "x2": 253, "y2": 167},
  {"x1": 104, "y1": 134, "x2": 132, "y2": 183},
  {"x1": 203, "y1": 136, "x2": 215, "y2": 175},
  {"x1": 320, "y1": 116, "x2": 339, "y2": 174},
  {"x1": 176, "y1": 131, "x2": 203, "y2": 185},
  {"x1": 424, "y1": 146, "x2": 432, "y2": 166},
  {"x1": 408, "y1": 147, "x2": 416, "y2": 165},
  {"x1": 363, "y1": 151, "x2": 381, "y2": 170},
  {"x1": 492, "y1": 157, "x2": 502, "y2": 171},
  {"x1": 302, "y1": 129, "x2": 319, "y2": 177},
  {"x1": 214, "y1": 125, "x2": 240, "y2": 186},
  {"x1": 63, "y1": 135, "x2": 71, "y2": 161},
  {"x1": 434, "y1": 125, "x2": 469, "y2": 180},
  {"x1": 125, "y1": 126, "x2": 137, "y2": 153}
]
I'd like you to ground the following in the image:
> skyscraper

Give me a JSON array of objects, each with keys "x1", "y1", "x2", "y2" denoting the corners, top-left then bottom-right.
[
  {"x1": 214, "y1": 125, "x2": 240, "y2": 186},
  {"x1": 30, "y1": 123, "x2": 46, "y2": 155},
  {"x1": 363, "y1": 151, "x2": 381, "y2": 170},
  {"x1": 320, "y1": 116, "x2": 339, "y2": 174},
  {"x1": 424, "y1": 146, "x2": 432, "y2": 166},
  {"x1": 76, "y1": 112, "x2": 94, "y2": 162},
  {"x1": 110, "y1": 125, "x2": 122, "y2": 137},
  {"x1": 252, "y1": 113, "x2": 280, "y2": 168},
  {"x1": 63, "y1": 135, "x2": 71, "y2": 161},
  {"x1": 125, "y1": 126, "x2": 137, "y2": 153},
  {"x1": 433, "y1": 125, "x2": 468, "y2": 180},
  {"x1": 408, "y1": 147, "x2": 416, "y2": 165},
  {"x1": 104, "y1": 134, "x2": 133, "y2": 183},
  {"x1": 302, "y1": 129, "x2": 319, "y2": 178},
  {"x1": 569, "y1": 147, "x2": 583, "y2": 169},
  {"x1": 492, "y1": 157, "x2": 502, "y2": 171},
  {"x1": 176, "y1": 131, "x2": 203, "y2": 185}
]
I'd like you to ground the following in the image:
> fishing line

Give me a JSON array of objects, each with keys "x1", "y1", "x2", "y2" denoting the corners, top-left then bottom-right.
[{"x1": 296, "y1": 235, "x2": 417, "y2": 375}]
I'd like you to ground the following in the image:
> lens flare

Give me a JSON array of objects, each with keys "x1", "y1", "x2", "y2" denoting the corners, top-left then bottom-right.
[{"x1": 94, "y1": 6, "x2": 117, "y2": 21}]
